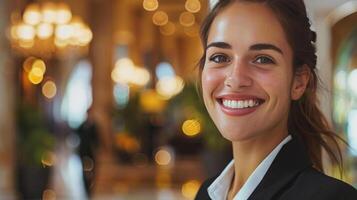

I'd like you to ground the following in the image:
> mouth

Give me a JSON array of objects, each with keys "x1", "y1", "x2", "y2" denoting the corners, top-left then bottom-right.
[{"x1": 216, "y1": 95, "x2": 266, "y2": 116}]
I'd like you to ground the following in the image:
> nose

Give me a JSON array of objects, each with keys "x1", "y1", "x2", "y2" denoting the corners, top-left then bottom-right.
[{"x1": 224, "y1": 60, "x2": 253, "y2": 89}]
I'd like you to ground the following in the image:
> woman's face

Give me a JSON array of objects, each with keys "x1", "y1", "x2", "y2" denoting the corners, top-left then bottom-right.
[{"x1": 202, "y1": 2, "x2": 306, "y2": 142}]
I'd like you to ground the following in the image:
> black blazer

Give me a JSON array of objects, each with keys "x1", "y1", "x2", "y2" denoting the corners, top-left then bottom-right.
[{"x1": 195, "y1": 137, "x2": 357, "y2": 200}]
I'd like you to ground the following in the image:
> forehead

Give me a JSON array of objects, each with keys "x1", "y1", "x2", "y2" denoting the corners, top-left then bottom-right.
[{"x1": 207, "y1": 2, "x2": 291, "y2": 52}]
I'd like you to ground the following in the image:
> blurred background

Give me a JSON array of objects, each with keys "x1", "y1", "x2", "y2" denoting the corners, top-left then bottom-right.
[{"x1": 0, "y1": 0, "x2": 356, "y2": 199}]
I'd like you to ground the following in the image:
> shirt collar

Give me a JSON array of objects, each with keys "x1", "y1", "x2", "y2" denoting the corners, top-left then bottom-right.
[{"x1": 208, "y1": 135, "x2": 292, "y2": 200}]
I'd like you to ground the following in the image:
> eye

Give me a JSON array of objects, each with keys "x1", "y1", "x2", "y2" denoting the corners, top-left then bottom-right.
[
  {"x1": 253, "y1": 56, "x2": 275, "y2": 64},
  {"x1": 209, "y1": 54, "x2": 231, "y2": 63}
]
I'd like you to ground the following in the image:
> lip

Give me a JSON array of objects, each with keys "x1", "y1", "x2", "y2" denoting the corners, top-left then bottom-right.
[
  {"x1": 216, "y1": 94, "x2": 266, "y2": 116},
  {"x1": 216, "y1": 94, "x2": 265, "y2": 101}
]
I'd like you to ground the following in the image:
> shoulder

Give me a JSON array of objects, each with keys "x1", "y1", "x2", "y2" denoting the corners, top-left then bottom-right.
[
  {"x1": 195, "y1": 176, "x2": 216, "y2": 200},
  {"x1": 292, "y1": 167, "x2": 357, "y2": 200}
]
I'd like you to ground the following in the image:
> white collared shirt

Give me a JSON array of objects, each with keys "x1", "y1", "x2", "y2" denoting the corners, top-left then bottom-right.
[{"x1": 207, "y1": 135, "x2": 292, "y2": 200}]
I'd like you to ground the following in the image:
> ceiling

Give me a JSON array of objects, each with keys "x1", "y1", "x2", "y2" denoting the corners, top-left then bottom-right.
[{"x1": 305, "y1": 0, "x2": 355, "y2": 18}]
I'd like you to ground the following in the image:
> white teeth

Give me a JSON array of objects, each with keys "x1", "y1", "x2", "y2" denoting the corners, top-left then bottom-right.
[
  {"x1": 232, "y1": 101, "x2": 238, "y2": 108},
  {"x1": 249, "y1": 100, "x2": 254, "y2": 107},
  {"x1": 222, "y1": 99, "x2": 261, "y2": 109},
  {"x1": 244, "y1": 101, "x2": 249, "y2": 108}
]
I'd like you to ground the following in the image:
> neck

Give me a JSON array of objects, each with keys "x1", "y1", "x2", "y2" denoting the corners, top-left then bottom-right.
[{"x1": 227, "y1": 130, "x2": 288, "y2": 199}]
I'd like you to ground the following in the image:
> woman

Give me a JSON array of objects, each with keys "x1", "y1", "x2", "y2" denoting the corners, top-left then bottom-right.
[{"x1": 195, "y1": 0, "x2": 357, "y2": 199}]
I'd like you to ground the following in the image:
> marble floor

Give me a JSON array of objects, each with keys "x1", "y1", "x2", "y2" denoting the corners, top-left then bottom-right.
[{"x1": 49, "y1": 144, "x2": 205, "y2": 200}]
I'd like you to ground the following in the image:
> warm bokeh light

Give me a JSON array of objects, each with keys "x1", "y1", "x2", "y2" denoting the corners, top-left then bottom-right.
[
  {"x1": 68, "y1": 19, "x2": 82, "y2": 45},
  {"x1": 115, "y1": 58, "x2": 135, "y2": 70},
  {"x1": 159, "y1": 21, "x2": 176, "y2": 36},
  {"x1": 17, "y1": 23, "x2": 36, "y2": 40},
  {"x1": 10, "y1": 2, "x2": 92, "y2": 53},
  {"x1": 156, "y1": 170, "x2": 171, "y2": 188},
  {"x1": 155, "y1": 149, "x2": 172, "y2": 166},
  {"x1": 19, "y1": 39, "x2": 35, "y2": 49},
  {"x1": 32, "y1": 59, "x2": 46, "y2": 75},
  {"x1": 42, "y1": 80, "x2": 57, "y2": 99},
  {"x1": 181, "y1": 180, "x2": 201, "y2": 199},
  {"x1": 42, "y1": 2, "x2": 57, "y2": 24},
  {"x1": 179, "y1": 12, "x2": 195, "y2": 27},
  {"x1": 54, "y1": 38, "x2": 68, "y2": 48},
  {"x1": 156, "y1": 76, "x2": 184, "y2": 99},
  {"x1": 29, "y1": 67, "x2": 44, "y2": 78},
  {"x1": 36, "y1": 22, "x2": 54, "y2": 39},
  {"x1": 41, "y1": 151, "x2": 56, "y2": 167},
  {"x1": 112, "y1": 58, "x2": 150, "y2": 86},
  {"x1": 182, "y1": 119, "x2": 201, "y2": 137},
  {"x1": 55, "y1": 3, "x2": 72, "y2": 24},
  {"x1": 28, "y1": 68, "x2": 44, "y2": 84},
  {"x1": 77, "y1": 27, "x2": 93, "y2": 46},
  {"x1": 42, "y1": 189, "x2": 56, "y2": 200},
  {"x1": 23, "y1": 4, "x2": 41, "y2": 25},
  {"x1": 55, "y1": 24, "x2": 73, "y2": 40},
  {"x1": 132, "y1": 67, "x2": 151, "y2": 86},
  {"x1": 140, "y1": 90, "x2": 166, "y2": 113},
  {"x1": 112, "y1": 58, "x2": 136, "y2": 84},
  {"x1": 115, "y1": 133, "x2": 141, "y2": 153},
  {"x1": 23, "y1": 57, "x2": 36, "y2": 73},
  {"x1": 10, "y1": 25, "x2": 19, "y2": 40},
  {"x1": 143, "y1": 0, "x2": 159, "y2": 11},
  {"x1": 185, "y1": 0, "x2": 201, "y2": 13},
  {"x1": 56, "y1": 22, "x2": 92, "y2": 46},
  {"x1": 152, "y1": 11, "x2": 169, "y2": 26}
]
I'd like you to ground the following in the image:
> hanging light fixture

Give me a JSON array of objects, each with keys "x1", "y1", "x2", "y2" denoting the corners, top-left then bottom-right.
[{"x1": 9, "y1": 2, "x2": 93, "y2": 58}]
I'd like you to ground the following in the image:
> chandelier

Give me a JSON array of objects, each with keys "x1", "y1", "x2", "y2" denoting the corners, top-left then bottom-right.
[{"x1": 9, "y1": 2, "x2": 93, "y2": 58}]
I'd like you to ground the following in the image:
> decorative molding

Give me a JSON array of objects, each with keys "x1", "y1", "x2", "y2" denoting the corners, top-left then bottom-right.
[{"x1": 327, "y1": 1, "x2": 357, "y2": 26}]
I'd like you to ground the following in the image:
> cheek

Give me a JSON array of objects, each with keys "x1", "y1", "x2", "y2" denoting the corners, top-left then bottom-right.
[
  {"x1": 268, "y1": 76, "x2": 290, "y2": 94},
  {"x1": 254, "y1": 69, "x2": 293, "y2": 105},
  {"x1": 201, "y1": 68, "x2": 225, "y2": 99}
]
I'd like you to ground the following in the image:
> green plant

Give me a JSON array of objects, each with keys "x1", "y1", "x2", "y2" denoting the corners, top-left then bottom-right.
[{"x1": 17, "y1": 102, "x2": 55, "y2": 167}]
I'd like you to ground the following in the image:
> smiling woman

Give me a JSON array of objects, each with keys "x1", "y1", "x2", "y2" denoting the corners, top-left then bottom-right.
[{"x1": 195, "y1": 0, "x2": 357, "y2": 200}]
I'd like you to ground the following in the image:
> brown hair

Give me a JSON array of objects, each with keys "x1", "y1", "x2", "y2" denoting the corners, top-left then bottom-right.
[{"x1": 198, "y1": 0, "x2": 345, "y2": 172}]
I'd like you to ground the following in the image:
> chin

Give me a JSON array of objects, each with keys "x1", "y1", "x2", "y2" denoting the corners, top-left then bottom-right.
[{"x1": 219, "y1": 128, "x2": 258, "y2": 142}]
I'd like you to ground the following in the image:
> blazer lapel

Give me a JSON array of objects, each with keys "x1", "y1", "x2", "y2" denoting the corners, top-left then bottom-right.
[{"x1": 248, "y1": 136, "x2": 312, "y2": 200}]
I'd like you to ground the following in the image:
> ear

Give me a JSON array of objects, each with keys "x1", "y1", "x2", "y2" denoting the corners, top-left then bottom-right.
[{"x1": 291, "y1": 65, "x2": 310, "y2": 100}]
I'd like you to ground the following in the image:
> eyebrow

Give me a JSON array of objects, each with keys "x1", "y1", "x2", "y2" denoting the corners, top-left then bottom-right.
[
  {"x1": 206, "y1": 42, "x2": 284, "y2": 55},
  {"x1": 206, "y1": 42, "x2": 232, "y2": 50},
  {"x1": 250, "y1": 43, "x2": 284, "y2": 55}
]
